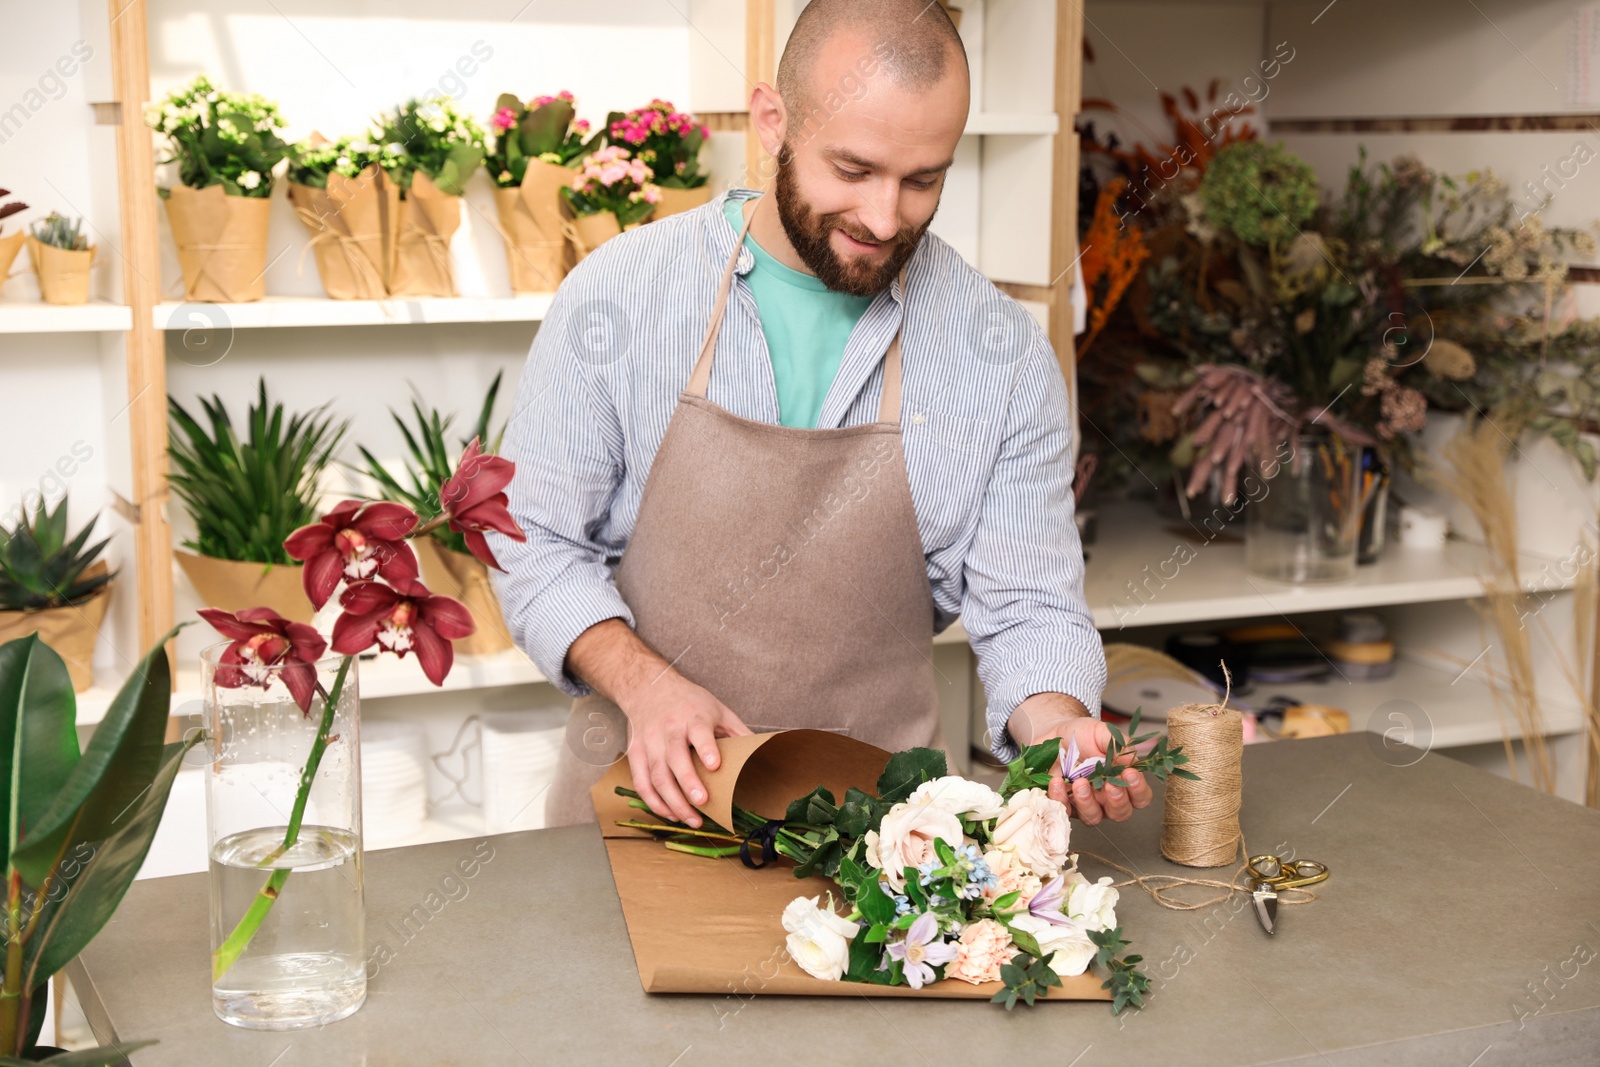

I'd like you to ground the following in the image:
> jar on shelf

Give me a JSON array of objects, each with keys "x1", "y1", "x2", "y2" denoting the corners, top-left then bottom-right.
[{"x1": 1245, "y1": 431, "x2": 1363, "y2": 583}]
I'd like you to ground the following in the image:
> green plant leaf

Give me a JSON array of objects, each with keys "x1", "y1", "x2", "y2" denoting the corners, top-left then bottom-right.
[
  {"x1": 0, "y1": 1040, "x2": 157, "y2": 1066},
  {"x1": 875, "y1": 747, "x2": 946, "y2": 803},
  {"x1": 0, "y1": 635, "x2": 80, "y2": 877}
]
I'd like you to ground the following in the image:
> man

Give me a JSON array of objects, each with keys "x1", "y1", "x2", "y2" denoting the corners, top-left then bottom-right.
[{"x1": 490, "y1": 0, "x2": 1147, "y2": 830}]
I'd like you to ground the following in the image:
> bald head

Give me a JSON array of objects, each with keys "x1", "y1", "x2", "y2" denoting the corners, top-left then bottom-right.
[{"x1": 776, "y1": 0, "x2": 968, "y2": 114}]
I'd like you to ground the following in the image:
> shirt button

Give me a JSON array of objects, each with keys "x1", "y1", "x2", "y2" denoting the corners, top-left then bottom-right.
[{"x1": 911, "y1": 412, "x2": 926, "y2": 425}]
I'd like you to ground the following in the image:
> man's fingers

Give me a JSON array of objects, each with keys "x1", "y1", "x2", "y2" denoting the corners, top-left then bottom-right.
[
  {"x1": 666, "y1": 737, "x2": 710, "y2": 810},
  {"x1": 717, "y1": 705, "x2": 754, "y2": 738},
  {"x1": 1100, "y1": 781, "x2": 1134, "y2": 822},
  {"x1": 647, "y1": 744, "x2": 702, "y2": 827},
  {"x1": 1071, "y1": 778, "x2": 1102, "y2": 825},
  {"x1": 687, "y1": 721, "x2": 723, "y2": 773},
  {"x1": 628, "y1": 747, "x2": 673, "y2": 824},
  {"x1": 1125, "y1": 769, "x2": 1153, "y2": 809},
  {"x1": 1047, "y1": 768, "x2": 1068, "y2": 806}
]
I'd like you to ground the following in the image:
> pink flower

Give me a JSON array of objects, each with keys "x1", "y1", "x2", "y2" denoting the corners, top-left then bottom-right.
[
  {"x1": 641, "y1": 184, "x2": 662, "y2": 205},
  {"x1": 439, "y1": 437, "x2": 526, "y2": 570},
  {"x1": 330, "y1": 578, "x2": 474, "y2": 686},
  {"x1": 946, "y1": 919, "x2": 1015, "y2": 985},
  {"x1": 981, "y1": 849, "x2": 1042, "y2": 908},
  {"x1": 200, "y1": 607, "x2": 327, "y2": 714},
  {"x1": 491, "y1": 107, "x2": 517, "y2": 132},
  {"x1": 283, "y1": 500, "x2": 420, "y2": 610},
  {"x1": 1060, "y1": 734, "x2": 1100, "y2": 781},
  {"x1": 992, "y1": 788, "x2": 1072, "y2": 878},
  {"x1": 598, "y1": 164, "x2": 626, "y2": 186},
  {"x1": 573, "y1": 118, "x2": 591, "y2": 135}
]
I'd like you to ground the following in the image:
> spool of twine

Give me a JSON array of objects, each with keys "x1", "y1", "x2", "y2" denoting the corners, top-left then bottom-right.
[{"x1": 1159, "y1": 701, "x2": 1243, "y2": 867}]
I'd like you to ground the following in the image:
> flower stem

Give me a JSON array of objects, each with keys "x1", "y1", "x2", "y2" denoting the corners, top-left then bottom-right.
[
  {"x1": 1, "y1": 870, "x2": 23, "y2": 1055},
  {"x1": 212, "y1": 654, "x2": 354, "y2": 982}
]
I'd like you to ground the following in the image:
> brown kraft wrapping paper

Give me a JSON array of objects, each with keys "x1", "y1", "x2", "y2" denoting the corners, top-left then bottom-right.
[
  {"x1": 412, "y1": 538, "x2": 514, "y2": 655},
  {"x1": 0, "y1": 230, "x2": 26, "y2": 291},
  {"x1": 387, "y1": 172, "x2": 461, "y2": 297},
  {"x1": 650, "y1": 184, "x2": 712, "y2": 220},
  {"x1": 164, "y1": 183, "x2": 271, "y2": 302},
  {"x1": 288, "y1": 170, "x2": 388, "y2": 300},
  {"x1": 591, "y1": 729, "x2": 1111, "y2": 1001},
  {"x1": 493, "y1": 159, "x2": 573, "y2": 292},
  {"x1": 0, "y1": 562, "x2": 112, "y2": 693},
  {"x1": 175, "y1": 550, "x2": 312, "y2": 623},
  {"x1": 26, "y1": 238, "x2": 94, "y2": 305}
]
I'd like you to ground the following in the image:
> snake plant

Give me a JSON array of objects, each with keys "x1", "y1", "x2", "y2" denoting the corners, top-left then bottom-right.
[{"x1": 0, "y1": 496, "x2": 114, "y2": 612}]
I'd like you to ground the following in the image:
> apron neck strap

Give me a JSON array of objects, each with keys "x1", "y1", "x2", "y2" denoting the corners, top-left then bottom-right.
[{"x1": 685, "y1": 199, "x2": 905, "y2": 426}]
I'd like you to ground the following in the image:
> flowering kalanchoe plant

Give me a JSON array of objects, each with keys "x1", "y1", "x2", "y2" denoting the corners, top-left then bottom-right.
[
  {"x1": 605, "y1": 100, "x2": 710, "y2": 189},
  {"x1": 616, "y1": 733, "x2": 1192, "y2": 1013},
  {"x1": 374, "y1": 97, "x2": 487, "y2": 196},
  {"x1": 144, "y1": 74, "x2": 289, "y2": 198},
  {"x1": 207, "y1": 436, "x2": 524, "y2": 982},
  {"x1": 486, "y1": 91, "x2": 599, "y2": 188},
  {"x1": 560, "y1": 145, "x2": 662, "y2": 227},
  {"x1": 286, "y1": 134, "x2": 402, "y2": 188}
]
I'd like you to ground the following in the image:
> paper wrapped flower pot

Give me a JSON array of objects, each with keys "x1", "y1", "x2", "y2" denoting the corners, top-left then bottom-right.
[
  {"x1": 493, "y1": 159, "x2": 573, "y2": 293},
  {"x1": 0, "y1": 230, "x2": 25, "y2": 292},
  {"x1": 563, "y1": 210, "x2": 623, "y2": 265},
  {"x1": 590, "y1": 729, "x2": 1110, "y2": 1002},
  {"x1": 412, "y1": 537, "x2": 515, "y2": 656},
  {"x1": 26, "y1": 237, "x2": 95, "y2": 305},
  {"x1": 175, "y1": 550, "x2": 312, "y2": 623},
  {"x1": 288, "y1": 170, "x2": 389, "y2": 300},
  {"x1": 387, "y1": 172, "x2": 462, "y2": 297},
  {"x1": 651, "y1": 185, "x2": 712, "y2": 220},
  {"x1": 164, "y1": 183, "x2": 272, "y2": 302},
  {"x1": 0, "y1": 562, "x2": 111, "y2": 692}
]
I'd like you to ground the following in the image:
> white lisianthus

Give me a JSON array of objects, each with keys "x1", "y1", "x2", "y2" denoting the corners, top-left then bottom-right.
[
  {"x1": 238, "y1": 170, "x2": 261, "y2": 190},
  {"x1": 1009, "y1": 913, "x2": 1098, "y2": 977},
  {"x1": 782, "y1": 894, "x2": 859, "y2": 982},
  {"x1": 908, "y1": 776, "x2": 1006, "y2": 821},
  {"x1": 1066, "y1": 872, "x2": 1119, "y2": 932},
  {"x1": 864, "y1": 799, "x2": 964, "y2": 893},
  {"x1": 991, "y1": 788, "x2": 1072, "y2": 878}
]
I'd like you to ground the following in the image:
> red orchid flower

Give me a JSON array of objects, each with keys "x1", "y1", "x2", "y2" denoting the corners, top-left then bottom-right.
[
  {"x1": 438, "y1": 437, "x2": 526, "y2": 571},
  {"x1": 284, "y1": 500, "x2": 420, "y2": 610},
  {"x1": 200, "y1": 606, "x2": 328, "y2": 714},
  {"x1": 330, "y1": 578, "x2": 475, "y2": 686}
]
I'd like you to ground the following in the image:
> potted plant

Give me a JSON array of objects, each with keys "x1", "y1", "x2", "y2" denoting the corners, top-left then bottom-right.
[
  {"x1": 374, "y1": 97, "x2": 486, "y2": 297},
  {"x1": 146, "y1": 75, "x2": 288, "y2": 303},
  {"x1": 487, "y1": 91, "x2": 600, "y2": 292},
  {"x1": 26, "y1": 213, "x2": 94, "y2": 306},
  {"x1": 0, "y1": 627, "x2": 196, "y2": 1061},
  {"x1": 286, "y1": 134, "x2": 402, "y2": 301},
  {"x1": 168, "y1": 379, "x2": 347, "y2": 622},
  {"x1": 605, "y1": 100, "x2": 711, "y2": 218},
  {"x1": 0, "y1": 188, "x2": 26, "y2": 295},
  {"x1": 355, "y1": 373, "x2": 517, "y2": 656},
  {"x1": 0, "y1": 495, "x2": 115, "y2": 693},
  {"x1": 560, "y1": 145, "x2": 660, "y2": 261}
]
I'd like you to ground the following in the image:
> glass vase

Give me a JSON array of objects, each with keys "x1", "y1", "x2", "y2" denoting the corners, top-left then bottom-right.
[
  {"x1": 1245, "y1": 432, "x2": 1363, "y2": 583},
  {"x1": 202, "y1": 645, "x2": 365, "y2": 1030}
]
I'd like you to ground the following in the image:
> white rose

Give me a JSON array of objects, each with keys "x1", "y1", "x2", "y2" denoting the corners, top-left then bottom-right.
[
  {"x1": 864, "y1": 799, "x2": 963, "y2": 893},
  {"x1": 781, "y1": 895, "x2": 859, "y2": 982},
  {"x1": 991, "y1": 788, "x2": 1071, "y2": 877},
  {"x1": 908, "y1": 776, "x2": 1006, "y2": 821},
  {"x1": 1009, "y1": 913, "x2": 1098, "y2": 977},
  {"x1": 1067, "y1": 873, "x2": 1119, "y2": 932}
]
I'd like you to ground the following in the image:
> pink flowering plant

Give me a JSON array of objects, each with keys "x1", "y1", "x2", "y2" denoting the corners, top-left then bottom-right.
[
  {"x1": 560, "y1": 145, "x2": 661, "y2": 227},
  {"x1": 604, "y1": 99, "x2": 710, "y2": 190},
  {"x1": 207, "y1": 437, "x2": 524, "y2": 980},
  {"x1": 486, "y1": 90, "x2": 600, "y2": 188},
  {"x1": 617, "y1": 734, "x2": 1194, "y2": 1013}
]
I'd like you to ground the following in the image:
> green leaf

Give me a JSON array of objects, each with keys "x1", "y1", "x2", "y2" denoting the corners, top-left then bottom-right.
[
  {"x1": 834, "y1": 787, "x2": 875, "y2": 837},
  {"x1": 1006, "y1": 924, "x2": 1044, "y2": 958},
  {"x1": 0, "y1": 635, "x2": 80, "y2": 877},
  {"x1": 785, "y1": 785, "x2": 834, "y2": 825},
  {"x1": 0, "y1": 1041, "x2": 157, "y2": 1066},
  {"x1": 875, "y1": 747, "x2": 947, "y2": 803},
  {"x1": 858, "y1": 881, "x2": 896, "y2": 924},
  {"x1": 863, "y1": 922, "x2": 888, "y2": 944}
]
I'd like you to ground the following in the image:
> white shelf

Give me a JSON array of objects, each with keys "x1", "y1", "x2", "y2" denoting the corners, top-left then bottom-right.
[
  {"x1": 1242, "y1": 654, "x2": 1585, "y2": 750},
  {"x1": 151, "y1": 294, "x2": 554, "y2": 331},
  {"x1": 0, "y1": 300, "x2": 131, "y2": 334},
  {"x1": 1085, "y1": 501, "x2": 1574, "y2": 629},
  {"x1": 964, "y1": 112, "x2": 1059, "y2": 135}
]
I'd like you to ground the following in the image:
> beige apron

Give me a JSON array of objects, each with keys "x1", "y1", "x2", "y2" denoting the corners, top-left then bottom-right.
[{"x1": 544, "y1": 209, "x2": 945, "y2": 826}]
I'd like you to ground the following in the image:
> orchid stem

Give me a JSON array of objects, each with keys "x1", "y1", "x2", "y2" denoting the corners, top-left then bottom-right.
[{"x1": 213, "y1": 654, "x2": 354, "y2": 982}]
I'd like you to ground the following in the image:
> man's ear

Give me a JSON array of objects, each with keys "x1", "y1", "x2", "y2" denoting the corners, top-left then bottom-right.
[{"x1": 748, "y1": 82, "x2": 787, "y2": 164}]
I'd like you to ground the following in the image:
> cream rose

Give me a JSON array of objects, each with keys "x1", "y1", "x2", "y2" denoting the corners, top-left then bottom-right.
[
  {"x1": 991, "y1": 788, "x2": 1071, "y2": 877},
  {"x1": 1009, "y1": 913, "x2": 1098, "y2": 977},
  {"x1": 1066, "y1": 872, "x2": 1120, "y2": 932},
  {"x1": 981, "y1": 848, "x2": 1043, "y2": 909},
  {"x1": 864, "y1": 799, "x2": 964, "y2": 893},
  {"x1": 908, "y1": 776, "x2": 1006, "y2": 821},
  {"x1": 782, "y1": 895, "x2": 859, "y2": 982},
  {"x1": 946, "y1": 918, "x2": 1015, "y2": 985}
]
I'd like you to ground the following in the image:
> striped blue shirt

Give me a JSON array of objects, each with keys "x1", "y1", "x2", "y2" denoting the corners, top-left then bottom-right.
[{"x1": 487, "y1": 189, "x2": 1105, "y2": 760}]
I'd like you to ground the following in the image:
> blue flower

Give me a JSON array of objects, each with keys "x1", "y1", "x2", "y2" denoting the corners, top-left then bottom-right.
[{"x1": 917, "y1": 860, "x2": 938, "y2": 887}]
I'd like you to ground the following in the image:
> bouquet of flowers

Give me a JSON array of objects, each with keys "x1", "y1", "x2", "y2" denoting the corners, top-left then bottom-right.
[
  {"x1": 486, "y1": 90, "x2": 600, "y2": 291},
  {"x1": 560, "y1": 145, "x2": 660, "y2": 260},
  {"x1": 373, "y1": 98, "x2": 487, "y2": 296},
  {"x1": 617, "y1": 718, "x2": 1193, "y2": 1013},
  {"x1": 285, "y1": 135, "x2": 400, "y2": 300},
  {"x1": 145, "y1": 74, "x2": 287, "y2": 300},
  {"x1": 605, "y1": 100, "x2": 711, "y2": 217}
]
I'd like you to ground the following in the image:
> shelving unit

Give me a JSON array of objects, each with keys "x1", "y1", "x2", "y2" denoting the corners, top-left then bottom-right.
[
  {"x1": 151, "y1": 294, "x2": 554, "y2": 330},
  {"x1": 0, "y1": 302, "x2": 132, "y2": 334}
]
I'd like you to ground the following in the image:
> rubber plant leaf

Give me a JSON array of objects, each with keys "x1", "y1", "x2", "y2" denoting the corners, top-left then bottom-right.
[{"x1": 0, "y1": 635, "x2": 80, "y2": 878}]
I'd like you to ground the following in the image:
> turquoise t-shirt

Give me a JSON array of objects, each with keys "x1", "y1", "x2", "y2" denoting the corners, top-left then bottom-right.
[{"x1": 724, "y1": 198, "x2": 873, "y2": 429}]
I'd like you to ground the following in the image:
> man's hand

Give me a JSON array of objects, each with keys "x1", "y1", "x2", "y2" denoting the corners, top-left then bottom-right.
[
  {"x1": 565, "y1": 618, "x2": 751, "y2": 828},
  {"x1": 1007, "y1": 694, "x2": 1153, "y2": 825}
]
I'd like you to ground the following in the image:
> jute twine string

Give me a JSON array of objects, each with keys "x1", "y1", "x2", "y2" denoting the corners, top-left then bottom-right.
[{"x1": 1079, "y1": 668, "x2": 1316, "y2": 912}]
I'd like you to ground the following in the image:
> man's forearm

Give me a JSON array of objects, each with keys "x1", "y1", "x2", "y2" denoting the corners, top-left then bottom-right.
[
  {"x1": 564, "y1": 617, "x2": 671, "y2": 707},
  {"x1": 1006, "y1": 691, "x2": 1092, "y2": 747}
]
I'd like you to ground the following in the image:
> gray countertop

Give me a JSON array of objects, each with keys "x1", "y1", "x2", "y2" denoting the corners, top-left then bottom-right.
[{"x1": 69, "y1": 734, "x2": 1600, "y2": 1066}]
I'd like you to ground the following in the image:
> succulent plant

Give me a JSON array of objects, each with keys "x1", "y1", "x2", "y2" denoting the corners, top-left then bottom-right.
[
  {"x1": 0, "y1": 496, "x2": 115, "y2": 612},
  {"x1": 29, "y1": 212, "x2": 87, "y2": 251}
]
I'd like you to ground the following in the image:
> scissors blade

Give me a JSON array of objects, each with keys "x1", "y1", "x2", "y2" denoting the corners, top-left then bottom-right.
[{"x1": 1252, "y1": 887, "x2": 1278, "y2": 935}]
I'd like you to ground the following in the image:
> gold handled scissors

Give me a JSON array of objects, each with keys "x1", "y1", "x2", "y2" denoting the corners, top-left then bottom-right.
[{"x1": 1246, "y1": 854, "x2": 1329, "y2": 935}]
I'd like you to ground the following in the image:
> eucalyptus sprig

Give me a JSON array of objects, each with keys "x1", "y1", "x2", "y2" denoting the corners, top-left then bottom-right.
[
  {"x1": 992, "y1": 951, "x2": 1063, "y2": 1010},
  {"x1": 1085, "y1": 707, "x2": 1200, "y2": 790},
  {"x1": 1089, "y1": 926, "x2": 1152, "y2": 1014}
]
